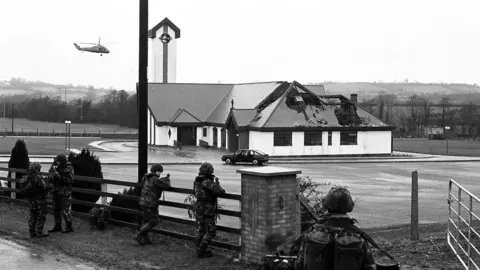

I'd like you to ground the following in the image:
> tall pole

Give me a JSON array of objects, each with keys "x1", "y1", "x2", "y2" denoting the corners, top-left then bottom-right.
[
  {"x1": 138, "y1": 0, "x2": 149, "y2": 189},
  {"x1": 11, "y1": 103, "x2": 14, "y2": 133}
]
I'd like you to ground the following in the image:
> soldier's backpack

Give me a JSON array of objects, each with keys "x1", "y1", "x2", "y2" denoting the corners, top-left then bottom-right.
[{"x1": 299, "y1": 223, "x2": 399, "y2": 270}]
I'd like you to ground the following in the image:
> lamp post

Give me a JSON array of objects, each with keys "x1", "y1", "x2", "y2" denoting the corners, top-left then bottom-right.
[
  {"x1": 65, "y1": 120, "x2": 71, "y2": 152},
  {"x1": 445, "y1": 126, "x2": 450, "y2": 155}
]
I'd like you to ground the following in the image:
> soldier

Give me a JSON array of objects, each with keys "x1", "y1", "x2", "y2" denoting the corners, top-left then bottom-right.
[
  {"x1": 133, "y1": 163, "x2": 172, "y2": 245},
  {"x1": 289, "y1": 186, "x2": 399, "y2": 270},
  {"x1": 48, "y1": 154, "x2": 75, "y2": 234},
  {"x1": 20, "y1": 162, "x2": 50, "y2": 238},
  {"x1": 193, "y1": 162, "x2": 226, "y2": 258}
]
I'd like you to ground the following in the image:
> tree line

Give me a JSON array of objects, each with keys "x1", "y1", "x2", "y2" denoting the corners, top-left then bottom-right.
[
  {"x1": 361, "y1": 93, "x2": 480, "y2": 137},
  {"x1": 1, "y1": 90, "x2": 138, "y2": 129}
]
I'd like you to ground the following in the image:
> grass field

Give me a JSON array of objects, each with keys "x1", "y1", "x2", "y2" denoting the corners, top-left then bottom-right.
[
  {"x1": 0, "y1": 118, "x2": 136, "y2": 133},
  {"x1": 393, "y1": 138, "x2": 480, "y2": 156},
  {"x1": 0, "y1": 137, "x2": 101, "y2": 155}
]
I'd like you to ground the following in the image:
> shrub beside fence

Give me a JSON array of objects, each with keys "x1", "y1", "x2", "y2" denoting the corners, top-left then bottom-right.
[{"x1": 0, "y1": 167, "x2": 241, "y2": 251}]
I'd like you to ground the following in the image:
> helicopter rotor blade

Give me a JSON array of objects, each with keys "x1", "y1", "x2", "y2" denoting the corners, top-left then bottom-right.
[{"x1": 77, "y1": 43, "x2": 97, "y2": 45}]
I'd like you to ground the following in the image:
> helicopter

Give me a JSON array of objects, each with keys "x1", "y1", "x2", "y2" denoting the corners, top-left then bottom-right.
[{"x1": 73, "y1": 37, "x2": 112, "y2": 56}]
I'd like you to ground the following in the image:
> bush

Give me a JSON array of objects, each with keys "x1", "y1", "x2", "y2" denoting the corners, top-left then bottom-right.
[
  {"x1": 299, "y1": 176, "x2": 362, "y2": 232},
  {"x1": 299, "y1": 176, "x2": 331, "y2": 232},
  {"x1": 68, "y1": 149, "x2": 104, "y2": 213},
  {"x1": 109, "y1": 186, "x2": 140, "y2": 224},
  {"x1": 7, "y1": 139, "x2": 30, "y2": 199}
]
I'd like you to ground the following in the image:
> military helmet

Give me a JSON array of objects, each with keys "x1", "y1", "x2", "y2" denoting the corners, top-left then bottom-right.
[
  {"x1": 28, "y1": 162, "x2": 42, "y2": 173},
  {"x1": 322, "y1": 186, "x2": 355, "y2": 213},
  {"x1": 55, "y1": 154, "x2": 67, "y2": 165},
  {"x1": 199, "y1": 162, "x2": 214, "y2": 175},
  {"x1": 150, "y1": 163, "x2": 164, "y2": 173}
]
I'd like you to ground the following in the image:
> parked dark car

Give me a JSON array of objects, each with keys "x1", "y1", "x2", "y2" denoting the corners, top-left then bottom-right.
[{"x1": 221, "y1": 149, "x2": 269, "y2": 165}]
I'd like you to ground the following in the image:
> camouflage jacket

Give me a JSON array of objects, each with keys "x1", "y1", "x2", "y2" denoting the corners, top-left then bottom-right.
[
  {"x1": 139, "y1": 173, "x2": 172, "y2": 208},
  {"x1": 49, "y1": 162, "x2": 74, "y2": 197},
  {"x1": 193, "y1": 174, "x2": 226, "y2": 217},
  {"x1": 20, "y1": 172, "x2": 48, "y2": 200}
]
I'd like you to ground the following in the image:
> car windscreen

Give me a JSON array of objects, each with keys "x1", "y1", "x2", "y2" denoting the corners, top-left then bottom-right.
[{"x1": 255, "y1": 150, "x2": 268, "y2": 155}]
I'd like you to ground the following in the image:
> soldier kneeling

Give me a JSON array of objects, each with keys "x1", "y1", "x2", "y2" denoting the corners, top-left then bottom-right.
[
  {"x1": 286, "y1": 187, "x2": 399, "y2": 270},
  {"x1": 20, "y1": 162, "x2": 50, "y2": 238}
]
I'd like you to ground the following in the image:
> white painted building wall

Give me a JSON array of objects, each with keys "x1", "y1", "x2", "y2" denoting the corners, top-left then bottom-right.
[
  {"x1": 249, "y1": 130, "x2": 392, "y2": 156},
  {"x1": 149, "y1": 25, "x2": 178, "y2": 83},
  {"x1": 197, "y1": 126, "x2": 223, "y2": 147}
]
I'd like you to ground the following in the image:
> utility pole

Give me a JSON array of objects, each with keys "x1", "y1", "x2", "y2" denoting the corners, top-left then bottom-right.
[
  {"x1": 11, "y1": 103, "x2": 14, "y2": 133},
  {"x1": 137, "y1": 0, "x2": 149, "y2": 189},
  {"x1": 3, "y1": 98, "x2": 5, "y2": 119}
]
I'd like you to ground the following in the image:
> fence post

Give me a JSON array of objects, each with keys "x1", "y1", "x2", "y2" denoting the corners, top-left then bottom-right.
[
  {"x1": 457, "y1": 188, "x2": 462, "y2": 245},
  {"x1": 467, "y1": 196, "x2": 473, "y2": 269},
  {"x1": 101, "y1": 183, "x2": 108, "y2": 205},
  {"x1": 10, "y1": 171, "x2": 16, "y2": 204},
  {"x1": 237, "y1": 166, "x2": 301, "y2": 264},
  {"x1": 411, "y1": 170, "x2": 419, "y2": 241}
]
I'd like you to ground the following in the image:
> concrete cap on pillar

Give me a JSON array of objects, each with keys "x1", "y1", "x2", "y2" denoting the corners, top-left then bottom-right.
[{"x1": 237, "y1": 166, "x2": 302, "y2": 177}]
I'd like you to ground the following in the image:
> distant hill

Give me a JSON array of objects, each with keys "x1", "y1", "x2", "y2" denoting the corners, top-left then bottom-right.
[
  {"x1": 312, "y1": 82, "x2": 480, "y2": 103},
  {"x1": 0, "y1": 78, "x2": 135, "y2": 103}
]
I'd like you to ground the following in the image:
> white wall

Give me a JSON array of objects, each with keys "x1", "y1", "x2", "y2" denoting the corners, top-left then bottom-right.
[
  {"x1": 196, "y1": 126, "x2": 225, "y2": 148},
  {"x1": 149, "y1": 25, "x2": 177, "y2": 83},
  {"x1": 248, "y1": 130, "x2": 392, "y2": 156}
]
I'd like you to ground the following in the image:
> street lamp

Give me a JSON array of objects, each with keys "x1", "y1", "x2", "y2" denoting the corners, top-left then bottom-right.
[
  {"x1": 445, "y1": 126, "x2": 450, "y2": 155},
  {"x1": 65, "y1": 120, "x2": 71, "y2": 152}
]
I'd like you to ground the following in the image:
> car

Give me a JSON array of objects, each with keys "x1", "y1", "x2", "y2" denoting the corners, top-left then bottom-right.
[{"x1": 221, "y1": 149, "x2": 269, "y2": 165}]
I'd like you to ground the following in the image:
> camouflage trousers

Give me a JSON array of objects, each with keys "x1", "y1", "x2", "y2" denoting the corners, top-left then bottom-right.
[
  {"x1": 195, "y1": 214, "x2": 216, "y2": 243},
  {"x1": 28, "y1": 199, "x2": 47, "y2": 236},
  {"x1": 52, "y1": 194, "x2": 72, "y2": 226}
]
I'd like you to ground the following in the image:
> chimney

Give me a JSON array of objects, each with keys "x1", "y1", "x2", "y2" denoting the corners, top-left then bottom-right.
[{"x1": 350, "y1": 93, "x2": 358, "y2": 104}]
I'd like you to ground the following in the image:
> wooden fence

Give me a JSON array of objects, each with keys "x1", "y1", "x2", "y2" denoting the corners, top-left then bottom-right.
[
  {"x1": 2, "y1": 129, "x2": 138, "y2": 139},
  {"x1": 0, "y1": 167, "x2": 241, "y2": 251}
]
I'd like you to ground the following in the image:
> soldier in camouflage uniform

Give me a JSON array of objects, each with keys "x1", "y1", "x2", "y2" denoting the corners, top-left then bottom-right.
[
  {"x1": 48, "y1": 154, "x2": 75, "y2": 234},
  {"x1": 193, "y1": 162, "x2": 226, "y2": 258},
  {"x1": 133, "y1": 163, "x2": 172, "y2": 245},
  {"x1": 20, "y1": 162, "x2": 50, "y2": 238}
]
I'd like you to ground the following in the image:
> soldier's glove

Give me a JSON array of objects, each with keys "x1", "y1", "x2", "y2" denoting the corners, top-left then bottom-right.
[
  {"x1": 215, "y1": 177, "x2": 219, "y2": 184},
  {"x1": 166, "y1": 173, "x2": 170, "y2": 178}
]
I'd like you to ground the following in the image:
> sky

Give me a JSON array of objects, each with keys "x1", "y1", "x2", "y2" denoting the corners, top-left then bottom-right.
[{"x1": 1, "y1": 0, "x2": 480, "y2": 91}]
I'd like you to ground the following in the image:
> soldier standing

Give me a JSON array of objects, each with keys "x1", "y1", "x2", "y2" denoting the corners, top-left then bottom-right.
[
  {"x1": 20, "y1": 162, "x2": 50, "y2": 238},
  {"x1": 193, "y1": 162, "x2": 226, "y2": 258},
  {"x1": 48, "y1": 154, "x2": 75, "y2": 234},
  {"x1": 133, "y1": 163, "x2": 172, "y2": 245}
]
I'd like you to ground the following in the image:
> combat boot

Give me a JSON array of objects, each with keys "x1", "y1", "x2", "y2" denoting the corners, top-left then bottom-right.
[
  {"x1": 62, "y1": 224, "x2": 74, "y2": 234},
  {"x1": 143, "y1": 232, "x2": 153, "y2": 244},
  {"x1": 35, "y1": 231, "x2": 49, "y2": 238},
  {"x1": 197, "y1": 241, "x2": 213, "y2": 258},
  {"x1": 195, "y1": 235, "x2": 203, "y2": 248},
  {"x1": 48, "y1": 224, "x2": 62, "y2": 233},
  {"x1": 133, "y1": 233, "x2": 145, "y2": 246}
]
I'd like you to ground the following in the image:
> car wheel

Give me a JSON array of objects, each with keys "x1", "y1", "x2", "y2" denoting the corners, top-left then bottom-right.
[
  {"x1": 252, "y1": 159, "x2": 259, "y2": 165},
  {"x1": 225, "y1": 158, "x2": 232, "y2": 164}
]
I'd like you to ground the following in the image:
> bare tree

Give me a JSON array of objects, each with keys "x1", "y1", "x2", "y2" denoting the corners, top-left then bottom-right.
[{"x1": 439, "y1": 97, "x2": 451, "y2": 129}]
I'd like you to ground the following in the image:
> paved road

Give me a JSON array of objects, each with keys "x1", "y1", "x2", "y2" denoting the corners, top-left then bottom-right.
[
  {"x1": 2, "y1": 141, "x2": 479, "y2": 230},
  {"x1": 0, "y1": 237, "x2": 97, "y2": 270},
  {"x1": 95, "y1": 161, "x2": 479, "y2": 230}
]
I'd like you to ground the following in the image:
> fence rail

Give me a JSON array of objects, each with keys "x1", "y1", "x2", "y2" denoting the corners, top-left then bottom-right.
[
  {"x1": 0, "y1": 167, "x2": 241, "y2": 251},
  {"x1": 448, "y1": 179, "x2": 480, "y2": 269},
  {"x1": 1, "y1": 129, "x2": 138, "y2": 139}
]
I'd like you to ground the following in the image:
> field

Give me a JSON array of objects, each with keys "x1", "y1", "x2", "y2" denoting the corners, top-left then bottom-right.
[
  {"x1": 0, "y1": 137, "x2": 101, "y2": 155},
  {"x1": 0, "y1": 118, "x2": 136, "y2": 133},
  {"x1": 393, "y1": 138, "x2": 480, "y2": 156}
]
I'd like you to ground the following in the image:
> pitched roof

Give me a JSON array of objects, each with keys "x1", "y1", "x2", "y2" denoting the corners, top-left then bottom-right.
[
  {"x1": 168, "y1": 109, "x2": 201, "y2": 123},
  {"x1": 226, "y1": 109, "x2": 258, "y2": 128},
  {"x1": 206, "y1": 82, "x2": 284, "y2": 124},
  {"x1": 149, "y1": 17, "x2": 181, "y2": 38},
  {"x1": 148, "y1": 83, "x2": 233, "y2": 123},
  {"x1": 305, "y1": 84, "x2": 326, "y2": 95},
  {"x1": 250, "y1": 82, "x2": 390, "y2": 129}
]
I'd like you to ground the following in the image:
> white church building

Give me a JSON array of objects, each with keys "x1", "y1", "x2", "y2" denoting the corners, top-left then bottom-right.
[{"x1": 145, "y1": 18, "x2": 393, "y2": 157}]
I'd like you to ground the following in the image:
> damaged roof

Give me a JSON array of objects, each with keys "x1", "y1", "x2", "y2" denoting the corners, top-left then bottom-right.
[{"x1": 148, "y1": 81, "x2": 391, "y2": 130}]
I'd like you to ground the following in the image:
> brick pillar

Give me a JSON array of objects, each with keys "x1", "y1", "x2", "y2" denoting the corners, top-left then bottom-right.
[{"x1": 237, "y1": 166, "x2": 301, "y2": 264}]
